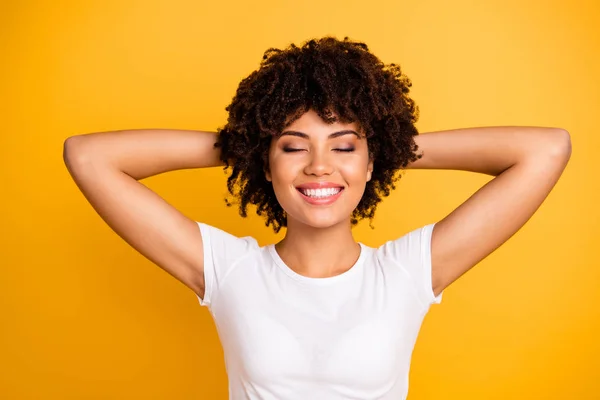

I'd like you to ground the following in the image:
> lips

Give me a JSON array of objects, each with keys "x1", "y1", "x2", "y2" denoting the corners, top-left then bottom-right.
[
  {"x1": 295, "y1": 183, "x2": 344, "y2": 198},
  {"x1": 295, "y1": 182, "x2": 344, "y2": 190},
  {"x1": 296, "y1": 187, "x2": 342, "y2": 197},
  {"x1": 295, "y1": 183, "x2": 345, "y2": 206}
]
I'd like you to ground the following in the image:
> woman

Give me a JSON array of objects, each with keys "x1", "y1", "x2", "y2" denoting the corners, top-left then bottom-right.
[{"x1": 63, "y1": 37, "x2": 571, "y2": 399}]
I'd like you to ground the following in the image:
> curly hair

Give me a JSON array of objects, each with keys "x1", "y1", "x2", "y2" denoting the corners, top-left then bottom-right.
[{"x1": 214, "y1": 36, "x2": 423, "y2": 233}]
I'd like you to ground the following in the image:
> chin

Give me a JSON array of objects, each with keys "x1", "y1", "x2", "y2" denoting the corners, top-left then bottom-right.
[{"x1": 292, "y1": 212, "x2": 351, "y2": 230}]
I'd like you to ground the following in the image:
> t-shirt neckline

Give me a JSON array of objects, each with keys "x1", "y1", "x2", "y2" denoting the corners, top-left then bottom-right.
[{"x1": 267, "y1": 242, "x2": 368, "y2": 285}]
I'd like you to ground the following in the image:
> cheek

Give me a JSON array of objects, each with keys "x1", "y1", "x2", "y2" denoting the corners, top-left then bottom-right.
[
  {"x1": 269, "y1": 158, "x2": 297, "y2": 185},
  {"x1": 340, "y1": 159, "x2": 369, "y2": 181}
]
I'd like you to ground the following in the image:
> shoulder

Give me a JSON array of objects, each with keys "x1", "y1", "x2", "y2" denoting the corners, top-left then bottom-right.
[
  {"x1": 195, "y1": 222, "x2": 263, "y2": 307},
  {"x1": 375, "y1": 223, "x2": 436, "y2": 263},
  {"x1": 197, "y1": 222, "x2": 260, "y2": 246},
  {"x1": 372, "y1": 223, "x2": 442, "y2": 306}
]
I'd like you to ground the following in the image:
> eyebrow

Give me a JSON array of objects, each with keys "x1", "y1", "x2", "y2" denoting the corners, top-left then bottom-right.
[{"x1": 278, "y1": 130, "x2": 360, "y2": 139}]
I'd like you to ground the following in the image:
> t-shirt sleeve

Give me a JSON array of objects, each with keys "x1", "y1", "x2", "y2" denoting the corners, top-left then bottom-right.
[
  {"x1": 195, "y1": 222, "x2": 259, "y2": 308},
  {"x1": 381, "y1": 222, "x2": 443, "y2": 307}
]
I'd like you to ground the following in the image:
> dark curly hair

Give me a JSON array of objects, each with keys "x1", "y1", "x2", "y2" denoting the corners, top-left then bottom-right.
[{"x1": 214, "y1": 36, "x2": 423, "y2": 233}]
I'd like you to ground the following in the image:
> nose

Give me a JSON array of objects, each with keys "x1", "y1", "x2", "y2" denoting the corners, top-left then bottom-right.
[{"x1": 303, "y1": 150, "x2": 334, "y2": 177}]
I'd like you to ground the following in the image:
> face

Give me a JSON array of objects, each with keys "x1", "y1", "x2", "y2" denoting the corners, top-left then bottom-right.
[{"x1": 266, "y1": 109, "x2": 374, "y2": 230}]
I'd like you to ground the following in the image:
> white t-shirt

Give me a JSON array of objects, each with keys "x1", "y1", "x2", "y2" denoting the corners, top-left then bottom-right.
[{"x1": 196, "y1": 222, "x2": 443, "y2": 400}]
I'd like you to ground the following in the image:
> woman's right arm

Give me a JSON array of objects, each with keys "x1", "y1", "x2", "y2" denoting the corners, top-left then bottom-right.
[{"x1": 63, "y1": 129, "x2": 225, "y2": 299}]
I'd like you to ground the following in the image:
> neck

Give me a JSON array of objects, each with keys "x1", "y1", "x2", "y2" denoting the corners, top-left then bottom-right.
[{"x1": 275, "y1": 218, "x2": 361, "y2": 278}]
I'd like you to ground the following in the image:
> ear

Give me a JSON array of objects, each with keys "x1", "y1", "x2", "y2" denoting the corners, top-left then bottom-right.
[
  {"x1": 367, "y1": 158, "x2": 374, "y2": 182},
  {"x1": 265, "y1": 166, "x2": 272, "y2": 182}
]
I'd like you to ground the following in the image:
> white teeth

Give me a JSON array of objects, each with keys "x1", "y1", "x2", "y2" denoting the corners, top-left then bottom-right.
[{"x1": 300, "y1": 188, "x2": 342, "y2": 198}]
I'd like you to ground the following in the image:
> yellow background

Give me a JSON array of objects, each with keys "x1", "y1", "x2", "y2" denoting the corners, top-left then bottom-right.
[{"x1": 1, "y1": 0, "x2": 598, "y2": 398}]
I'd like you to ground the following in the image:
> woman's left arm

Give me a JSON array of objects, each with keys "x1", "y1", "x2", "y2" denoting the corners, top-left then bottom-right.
[{"x1": 408, "y1": 126, "x2": 572, "y2": 297}]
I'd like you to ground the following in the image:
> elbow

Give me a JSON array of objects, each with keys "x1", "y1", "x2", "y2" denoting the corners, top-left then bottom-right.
[
  {"x1": 547, "y1": 128, "x2": 572, "y2": 162},
  {"x1": 63, "y1": 136, "x2": 79, "y2": 166},
  {"x1": 63, "y1": 135, "x2": 92, "y2": 169}
]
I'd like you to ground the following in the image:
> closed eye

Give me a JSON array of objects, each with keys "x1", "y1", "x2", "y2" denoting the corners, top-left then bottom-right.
[{"x1": 282, "y1": 148, "x2": 355, "y2": 152}]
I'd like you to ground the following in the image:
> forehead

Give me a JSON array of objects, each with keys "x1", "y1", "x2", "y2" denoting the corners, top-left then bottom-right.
[{"x1": 282, "y1": 109, "x2": 361, "y2": 136}]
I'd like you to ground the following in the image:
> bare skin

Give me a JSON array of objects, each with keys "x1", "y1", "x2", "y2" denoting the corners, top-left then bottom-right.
[
  {"x1": 63, "y1": 128, "x2": 223, "y2": 299},
  {"x1": 63, "y1": 111, "x2": 571, "y2": 300},
  {"x1": 266, "y1": 110, "x2": 372, "y2": 279}
]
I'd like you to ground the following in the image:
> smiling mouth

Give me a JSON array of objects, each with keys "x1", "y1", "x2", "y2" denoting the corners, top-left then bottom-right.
[{"x1": 296, "y1": 187, "x2": 344, "y2": 198}]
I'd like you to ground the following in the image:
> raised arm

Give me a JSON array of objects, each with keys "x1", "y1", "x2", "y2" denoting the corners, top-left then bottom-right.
[
  {"x1": 408, "y1": 126, "x2": 572, "y2": 297},
  {"x1": 63, "y1": 129, "x2": 224, "y2": 299}
]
